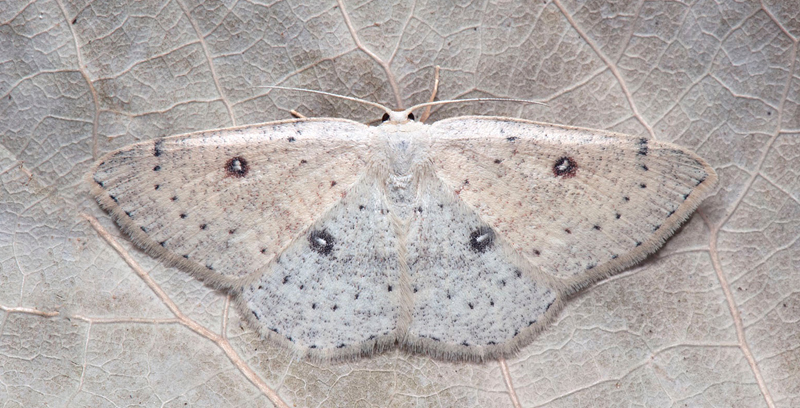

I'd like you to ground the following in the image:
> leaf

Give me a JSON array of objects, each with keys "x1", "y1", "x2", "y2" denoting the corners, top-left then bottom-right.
[{"x1": 1, "y1": 0, "x2": 798, "y2": 406}]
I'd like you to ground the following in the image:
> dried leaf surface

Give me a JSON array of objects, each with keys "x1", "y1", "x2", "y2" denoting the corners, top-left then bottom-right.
[{"x1": 1, "y1": 0, "x2": 798, "y2": 406}]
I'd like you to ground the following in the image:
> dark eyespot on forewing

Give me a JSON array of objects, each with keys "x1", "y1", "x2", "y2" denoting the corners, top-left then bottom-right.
[
  {"x1": 225, "y1": 156, "x2": 249, "y2": 178},
  {"x1": 553, "y1": 157, "x2": 577, "y2": 178},
  {"x1": 469, "y1": 227, "x2": 495, "y2": 253}
]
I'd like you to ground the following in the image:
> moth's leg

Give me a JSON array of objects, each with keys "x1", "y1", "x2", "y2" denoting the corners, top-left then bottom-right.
[{"x1": 290, "y1": 109, "x2": 307, "y2": 119}]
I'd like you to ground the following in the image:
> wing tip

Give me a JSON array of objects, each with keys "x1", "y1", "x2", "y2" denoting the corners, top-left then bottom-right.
[{"x1": 561, "y1": 154, "x2": 718, "y2": 295}]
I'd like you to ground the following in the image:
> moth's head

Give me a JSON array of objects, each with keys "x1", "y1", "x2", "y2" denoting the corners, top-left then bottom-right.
[{"x1": 380, "y1": 110, "x2": 416, "y2": 125}]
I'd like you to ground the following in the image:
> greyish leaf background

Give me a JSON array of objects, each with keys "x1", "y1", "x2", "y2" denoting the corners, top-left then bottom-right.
[{"x1": 0, "y1": 0, "x2": 797, "y2": 406}]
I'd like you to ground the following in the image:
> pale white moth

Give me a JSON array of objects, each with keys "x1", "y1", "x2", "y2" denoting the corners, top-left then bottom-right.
[{"x1": 88, "y1": 88, "x2": 717, "y2": 362}]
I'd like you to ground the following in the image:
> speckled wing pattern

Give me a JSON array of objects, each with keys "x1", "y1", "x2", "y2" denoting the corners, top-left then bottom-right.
[
  {"x1": 90, "y1": 119, "x2": 372, "y2": 289},
  {"x1": 428, "y1": 117, "x2": 718, "y2": 291},
  {"x1": 89, "y1": 114, "x2": 717, "y2": 362},
  {"x1": 405, "y1": 171, "x2": 559, "y2": 359},
  {"x1": 241, "y1": 174, "x2": 405, "y2": 357}
]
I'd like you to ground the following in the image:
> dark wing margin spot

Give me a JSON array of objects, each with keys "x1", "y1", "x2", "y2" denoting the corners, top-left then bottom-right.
[
  {"x1": 637, "y1": 138, "x2": 648, "y2": 156},
  {"x1": 153, "y1": 139, "x2": 164, "y2": 157},
  {"x1": 696, "y1": 176, "x2": 706, "y2": 186}
]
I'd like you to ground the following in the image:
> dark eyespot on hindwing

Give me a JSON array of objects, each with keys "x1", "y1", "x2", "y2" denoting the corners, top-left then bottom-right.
[
  {"x1": 553, "y1": 156, "x2": 578, "y2": 178},
  {"x1": 468, "y1": 226, "x2": 495, "y2": 253},
  {"x1": 308, "y1": 229, "x2": 335, "y2": 255}
]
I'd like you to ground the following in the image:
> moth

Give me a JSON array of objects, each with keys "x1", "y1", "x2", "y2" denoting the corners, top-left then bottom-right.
[{"x1": 88, "y1": 89, "x2": 717, "y2": 361}]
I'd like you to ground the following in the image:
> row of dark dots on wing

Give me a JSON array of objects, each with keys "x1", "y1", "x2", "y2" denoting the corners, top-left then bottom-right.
[
  {"x1": 146, "y1": 149, "x2": 256, "y2": 268},
  {"x1": 517, "y1": 151, "x2": 695, "y2": 270},
  {"x1": 251, "y1": 291, "x2": 390, "y2": 350},
  {"x1": 417, "y1": 296, "x2": 556, "y2": 347},
  {"x1": 426, "y1": 269, "x2": 531, "y2": 347}
]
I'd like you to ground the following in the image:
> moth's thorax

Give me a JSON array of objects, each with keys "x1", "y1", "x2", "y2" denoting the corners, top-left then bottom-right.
[{"x1": 372, "y1": 121, "x2": 429, "y2": 177}]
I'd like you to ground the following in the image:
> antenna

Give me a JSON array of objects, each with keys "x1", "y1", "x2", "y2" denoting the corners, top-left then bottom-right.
[
  {"x1": 260, "y1": 86, "x2": 392, "y2": 114},
  {"x1": 261, "y1": 85, "x2": 546, "y2": 122}
]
